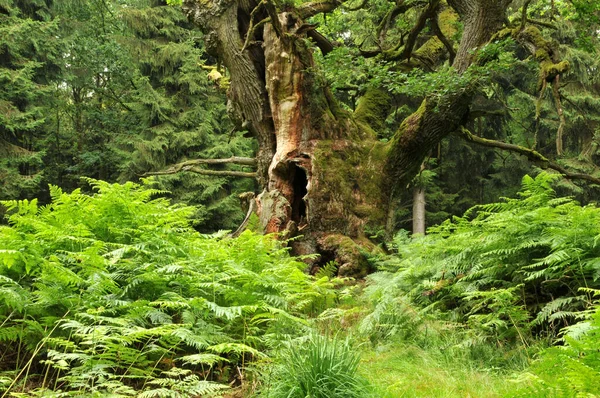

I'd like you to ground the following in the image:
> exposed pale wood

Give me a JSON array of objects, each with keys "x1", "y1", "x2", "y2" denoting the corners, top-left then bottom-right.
[
  {"x1": 412, "y1": 187, "x2": 426, "y2": 235},
  {"x1": 230, "y1": 192, "x2": 257, "y2": 237},
  {"x1": 552, "y1": 75, "x2": 566, "y2": 156}
]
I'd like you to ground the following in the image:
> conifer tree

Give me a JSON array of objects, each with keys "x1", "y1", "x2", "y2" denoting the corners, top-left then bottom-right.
[
  {"x1": 0, "y1": 0, "x2": 59, "y2": 199},
  {"x1": 1, "y1": 0, "x2": 255, "y2": 229}
]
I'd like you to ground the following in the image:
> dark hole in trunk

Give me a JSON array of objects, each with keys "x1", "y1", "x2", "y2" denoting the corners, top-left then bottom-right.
[
  {"x1": 310, "y1": 249, "x2": 336, "y2": 275},
  {"x1": 291, "y1": 164, "x2": 307, "y2": 223},
  {"x1": 310, "y1": 250, "x2": 340, "y2": 276}
]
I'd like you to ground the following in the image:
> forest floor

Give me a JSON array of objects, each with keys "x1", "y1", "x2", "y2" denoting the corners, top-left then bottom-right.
[
  {"x1": 359, "y1": 343, "x2": 517, "y2": 397},
  {"x1": 333, "y1": 297, "x2": 535, "y2": 398}
]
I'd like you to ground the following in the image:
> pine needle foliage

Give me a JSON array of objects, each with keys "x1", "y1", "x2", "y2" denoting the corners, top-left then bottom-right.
[
  {"x1": 0, "y1": 0, "x2": 254, "y2": 231},
  {"x1": 113, "y1": 1, "x2": 256, "y2": 231},
  {"x1": 368, "y1": 172, "x2": 600, "y2": 344},
  {"x1": 0, "y1": 0, "x2": 59, "y2": 200},
  {"x1": 0, "y1": 179, "x2": 335, "y2": 396}
]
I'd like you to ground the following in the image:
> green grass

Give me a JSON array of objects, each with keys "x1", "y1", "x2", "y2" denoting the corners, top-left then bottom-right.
[
  {"x1": 262, "y1": 334, "x2": 372, "y2": 398},
  {"x1": 359, "y1": 343, "x2": 517, "y2": 398}
]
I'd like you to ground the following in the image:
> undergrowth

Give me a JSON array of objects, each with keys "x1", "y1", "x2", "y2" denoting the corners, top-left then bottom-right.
[
  {"x1": 3, "y1": 173, "x2": 600, "y2": 397},
  {"x1": 369, "y1": 173, "x2": 600, "y2": 345},
  {"x1": 353, "y1": 173, "x2": 600, "y2": 397},
  {"x1": 509, "y1": 289, "x2": 600, "y2": 397},
  {"x1": 0, "y1": 179, "x2": 337, "y2": 396}
]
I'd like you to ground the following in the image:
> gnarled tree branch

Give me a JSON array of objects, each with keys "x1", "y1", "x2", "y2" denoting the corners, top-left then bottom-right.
[
  {"x1": 140, "y1": 157, "x2": 257, "y2": 178},
  {"x1": 396, "y1": 0, "x2": 440, "y2": 61},
  {"x1": 241, "y1": 1, "x2": 268, "y2": 52},
  {"x1": 520, "y1": 0, "x2": 532, "y2": 31},
  {"x1": 457, "y1": 127, "x2": 600, "y2": 185},
  {"x1": 431, "y1": 12, "x2": 455, "y2": 64},
  {"x1": 376, "y1": 0, "x2": 427, "y2": 47},
  {"x1": 515, "y1": 17, "x2": 558, "y2": 30},
  {"x1": 143, "y1": 168, "x2": 257, "y2": 178},
  {"x1": 173, "y1": 157, "x2": 257, "y2": 168},
  {"x1": 298, "y1": 0, "x2": 344, "y2": 19},
  {"x1": 264, "y1": 0, "x2": 284, "y2": 39},
  {"x1": 307, "y1": 29, "x2": 335, "y2": 55}
]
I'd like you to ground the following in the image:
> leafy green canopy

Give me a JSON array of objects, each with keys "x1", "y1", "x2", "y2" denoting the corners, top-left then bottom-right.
[
  {"x1": 368, "y1": 172, "x2": 600, "y2": 344},
  {"x1": 0, "y1": 180, "x2": 334, "y2": 396},
  {"x1": 312, "y1": 0, "x2": 600, "y2": 231}
]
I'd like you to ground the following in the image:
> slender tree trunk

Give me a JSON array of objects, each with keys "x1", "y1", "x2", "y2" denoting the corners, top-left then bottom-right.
[{"x1": 412, "y1": 187, "x2": 426, "y2": 235}]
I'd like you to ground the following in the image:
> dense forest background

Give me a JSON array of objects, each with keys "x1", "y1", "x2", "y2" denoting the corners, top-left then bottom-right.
[
  {"x1": 3, "y1": 0, "x2": 599, "y2": 234},
  {"x1": 2, "y1": 0, "x2": 600, "y2": 397},
  {"x1": 1, "y1": 0, "x2": 257, "y2": 231}
]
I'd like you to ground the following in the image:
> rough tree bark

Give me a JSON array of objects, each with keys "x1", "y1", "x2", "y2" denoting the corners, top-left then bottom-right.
[{"x1": 180, "y1": 0, "x2": 523, "y2": 276}]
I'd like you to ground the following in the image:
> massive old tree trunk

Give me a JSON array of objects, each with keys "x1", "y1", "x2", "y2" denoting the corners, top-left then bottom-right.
[{"x1": 181, "y1": 0, "x2": 511, "y2": 276}]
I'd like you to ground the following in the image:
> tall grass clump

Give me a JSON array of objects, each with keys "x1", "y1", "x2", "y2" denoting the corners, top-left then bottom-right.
[{"x1": 264, "y1": 333, "x2": 372, "y2": 398}]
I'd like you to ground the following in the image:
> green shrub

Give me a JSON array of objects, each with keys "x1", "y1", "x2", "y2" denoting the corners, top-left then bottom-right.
[{"x1": 508, "y1": 291, "x2": 600, "y2": 397}]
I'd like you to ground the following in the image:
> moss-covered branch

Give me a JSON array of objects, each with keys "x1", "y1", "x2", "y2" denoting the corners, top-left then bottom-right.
[
  {"x1": 353, "y1": 88, "x2": 392, "y2": 132},
  {"x1": 297, "y1": 0, "x2": 344, "y2": 19},
  {"x1": 495, "y1": 24, "x2": 570, "y2": 154},
  {"x1": 386, "y1": 0, "x2": 440, "y2": 62},
  {"x1": 458, "y1": 127, "x2": 600, "y2": 185},
  {"x1": 431, "y1": 11, "x2": 456, "y2": 64},
  {"x1": 387, "y1": 90, "x2": 472, "y2": 186},
  {"x1": 359, "y1": 0, "x2": 445, "y2": 62},
  {"x1": 141, "y1": 157, "x2": 258, "y2": 178}
]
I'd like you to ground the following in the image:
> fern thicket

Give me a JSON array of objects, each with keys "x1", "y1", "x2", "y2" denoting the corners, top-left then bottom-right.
[
  {"x1": 507, "y1": 289, "x2": 600, "y2": 397},
  {"x1": 367, "y1": 173, "x2": 600, "y2": 345},
  {"x1": 0, "y1": 179, "x2": 336, "y2": 396}
]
